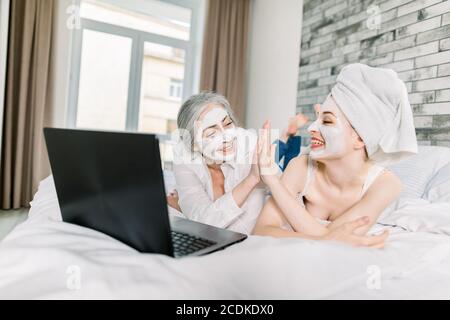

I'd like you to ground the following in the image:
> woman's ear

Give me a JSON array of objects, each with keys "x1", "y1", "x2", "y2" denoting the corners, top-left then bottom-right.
[{"x1": 353, "y1": 135, "x2": 365, "y2": 150}]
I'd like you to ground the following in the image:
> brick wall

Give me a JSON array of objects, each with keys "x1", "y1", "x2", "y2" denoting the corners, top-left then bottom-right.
[{"x1": 297, "y1": 0, "x2": 450, "y2": 147}]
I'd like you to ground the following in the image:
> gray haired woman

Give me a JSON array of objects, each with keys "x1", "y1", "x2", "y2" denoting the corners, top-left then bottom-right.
[{"x1": 171, "y1": 92, "x2": 265, "y2": 235}]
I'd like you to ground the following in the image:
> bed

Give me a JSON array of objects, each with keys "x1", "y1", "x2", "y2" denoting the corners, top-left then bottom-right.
[{"x1": 0, "y1": 146, "x2": 449, "y2": 299}]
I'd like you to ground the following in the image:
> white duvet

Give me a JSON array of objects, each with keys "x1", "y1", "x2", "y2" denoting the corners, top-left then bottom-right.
[{"x1": 1, "y1": 147, "x2": 450, "y2": 299}]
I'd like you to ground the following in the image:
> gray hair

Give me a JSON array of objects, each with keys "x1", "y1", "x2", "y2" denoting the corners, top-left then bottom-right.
[{"x1": 177, "y1": 92, "x2": 238, "y2": 151}]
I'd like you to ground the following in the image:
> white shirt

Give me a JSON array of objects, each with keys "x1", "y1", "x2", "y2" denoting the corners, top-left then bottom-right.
[{"x1": 172, "y1": 128, "x2": 267, "y2": 234}]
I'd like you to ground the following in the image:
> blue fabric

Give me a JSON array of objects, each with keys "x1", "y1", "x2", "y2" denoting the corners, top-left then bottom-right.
[{"x1": 275, "y1": 136, "x2": 301, "y2": 171}]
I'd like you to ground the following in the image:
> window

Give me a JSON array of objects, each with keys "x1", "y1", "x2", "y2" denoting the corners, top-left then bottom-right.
[
  {"x1": 169, "y1": 79, "x2": 183, "y2": 99},
  {"x1": 68, "y1": 0, "x2": 205, "y2": 166}
]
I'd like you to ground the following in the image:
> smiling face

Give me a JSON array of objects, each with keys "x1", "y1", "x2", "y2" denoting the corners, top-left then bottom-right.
[
  {"x1": 308, "y1": 95, "x2": 365, "y2": 161},
  {"x1": 194, "y1": 104, "x2": 237, "y2": 163}
]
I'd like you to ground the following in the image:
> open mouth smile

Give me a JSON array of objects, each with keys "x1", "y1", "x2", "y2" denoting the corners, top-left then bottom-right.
[{"x1": 311, "y1": 137, "x2": 325, "y2": 149}]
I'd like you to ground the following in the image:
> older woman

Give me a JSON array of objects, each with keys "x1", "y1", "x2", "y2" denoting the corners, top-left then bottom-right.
[
  {"x1": 172, "y1": 92, "x2": 265, "y2": 234},
  {"x1": 171, "y1": 91, "x2": 390, "y2": 248}
]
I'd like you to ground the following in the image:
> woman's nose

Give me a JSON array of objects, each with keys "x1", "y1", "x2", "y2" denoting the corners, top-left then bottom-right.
[{"x1": 307, "y1": 121, "x2": 319, "y2": 132}]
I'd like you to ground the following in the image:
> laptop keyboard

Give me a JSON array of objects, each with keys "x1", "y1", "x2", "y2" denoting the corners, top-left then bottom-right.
[{"x1": 171, "y1": 231, "x2": 216, "y2": 257}]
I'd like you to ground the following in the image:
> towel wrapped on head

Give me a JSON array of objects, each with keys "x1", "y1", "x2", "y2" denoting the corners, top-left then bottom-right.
[{"x1": 331, "y1": 63, "x2": 418, "y2": 166}]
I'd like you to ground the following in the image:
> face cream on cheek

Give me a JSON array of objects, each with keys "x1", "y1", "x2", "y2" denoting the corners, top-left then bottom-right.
[
  {"x1": 202, "y1": 128, "x2": 237, "y2": 161},
  {"x1": 308, "y1": 118, "x2": 347, "y2": 159},
  {"x1": 195, "y1": 108, "x2": 237, "y2": 162}
]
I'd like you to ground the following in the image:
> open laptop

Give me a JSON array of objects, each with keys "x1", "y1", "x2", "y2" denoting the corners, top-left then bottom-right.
[{"x1": 44, "y1": 128, "x2": 247, "y2": 258}]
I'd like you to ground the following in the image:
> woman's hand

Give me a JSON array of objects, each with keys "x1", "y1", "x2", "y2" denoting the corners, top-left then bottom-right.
[
  {"x1": 258, "y1": 121, "x2": 279, "y2": 186},
  {"x1": 247, "y1": 143, "x2": 261, "y2": 185},
  {"x1": 167, "y1": 190, "x2": 182, "y2": 212},
  {"x1": 322, "y1": 216, "x2": 389, "y2": 248}
]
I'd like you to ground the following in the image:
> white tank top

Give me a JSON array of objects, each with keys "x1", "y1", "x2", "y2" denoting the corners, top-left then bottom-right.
[
  {"x1": 297, "y1": 157, "x2": 386, "y2": 204},
  {"x1": 286, "y1": 156, "x2": 387, "y2": 228}
]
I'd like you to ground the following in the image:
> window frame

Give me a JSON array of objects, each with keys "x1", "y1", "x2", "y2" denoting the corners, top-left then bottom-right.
[{"x1": 67, "y1": 0, "x2": 205, "y2": 135}]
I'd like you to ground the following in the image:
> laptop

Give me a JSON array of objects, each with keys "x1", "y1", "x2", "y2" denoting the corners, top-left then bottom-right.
[{"x1": 43, "y1": 128, "x2": 247, "y2": 258}]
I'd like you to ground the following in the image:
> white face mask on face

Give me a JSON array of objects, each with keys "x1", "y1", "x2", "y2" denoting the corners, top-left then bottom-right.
[
  {"x1": 195, "y1": 108, "x2": 237, "y2": 163},
  {"x1": 307, "y1": 98, "x2": 347, "y2": 160}
]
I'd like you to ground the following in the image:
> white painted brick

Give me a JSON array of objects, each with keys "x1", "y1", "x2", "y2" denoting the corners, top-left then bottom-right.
[
  {"x1": 332, "y1": 42, "x2": 361, "y2": 56},
  {"x1": 302, "y1": 13, "x2": 324, "y2": 28},
  {"x1": 430, "y1": 129, "x2": 450, "y2": 140},
  {"x1": 414, "y1": 116, "x2": 433, "y2": 128},
  {"x1": 416, "y1": 24, "x2": 450, "y2": 44},
  {"x1": 438, "y1": 63, "x2": 450, "y2": 77},
  {"x1": 414, "y1": 102, "x2": 450, "y2": 115},
  {"x1": 436, "y1": 89, "x2": 450, "y2": 102},
  {"x1": 433, "y1": 115, "x2": 450, "y2": 128},
  {"x1": 399, "y1": 66, "x2": 438, "y2": 81},
  {"x1": 416, "y1": 77, "x2": 450, "y2": 91},
  {"x1": 308, "y1": 68, "x2": 331, "y2": 80},
  {"x1": 380, "y1": 59, "x2": 415, "y2": 72},
  {"x1": 443, "y1": 12, "x2": 450, "y2": 26},
  {"x1": 397, "y1": 16, "x2": 441, "y2": 39},
  {"x1": 346, "y1": 28, "x2": 378, "y2": 44},
  {"x1": 318, "y1": 19, "x2": 348, "y2": 37},
  {"x1": 420, "y1": 0, "x2": 450, "y2": 21},
  {"x1": 416, "y1": 50, "x2": 450, "y2": 68},
  {"x1": 319, "y1": 55, "x2": 345, "y2": 68},
  {"x1": 440, "y1": 38, "x2": 450, "y2": 51},
  {"x1": 394, "y1": 41, "x2": 439, "y2": 61},
  {"x1": 397, "y1": 0, "x2": 441, "y2": 17},
  {"x1": 434, "y1": 140, "x2": 450, "y2": 147},
  {"x1": 346, "y1": 10, "x2": 367, "y2": 26},
  {"x1": 301, "y1": 45, "x2": 321, "y2": 58},
  {"x1": 309, "y1": 0, "x2": 338, "y2": 17},
  {"x1": 380, "y1": 8, "x2": 401, "y2": 25},
  {"x1": 310, "y1": 33, "x2": 334, "y2": 47},
  {"x1": 408, "y1": 91, "x2": 435, "y2": 104},
  {"x1": 310, "y1": 51, "x2": 333, "y2": 64},
  {"x1": 376, "y1": 35, "x2": 416, "y2": 55},
  {"x1": 298, "y1": 95, "x2": 320, "y2": 105},
  {"x1": 378, "y1": 11, "x2": 419, "y2": 34},
  {"x1": 418, "y1": 140, "x2": 432, "y2": 146},
  {"x1": 299, "y1": 73, "x2": 308, "y2": 82},
  {"x1": 405, "y1": 81, "x2": 413, "y2": 93},
  {"x1": 325, "y1": 1, "x2": 347, "y2": 17},
  {"x1": 298, "y1": 85, "x2": 330, "y2": 98},
  {"x1": 380, "y1": 0, "x2": 416, "y2": 13},
  {"x1": 318, "y1": 75, "x2": 338, "y2": 86},
  {"x1": 366, "y1": 52, "x2": 394, "y2": 66},
  {"x1": 299, "y1": 63, "x2": 321, "y2": 74}
]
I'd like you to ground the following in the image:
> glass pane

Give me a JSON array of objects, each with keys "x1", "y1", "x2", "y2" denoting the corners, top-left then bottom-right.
[
  {"x1": 76, "y1": 29, "x2": 132, "y2": 131},
  {"x1": 138, "y1": 42, "x2": 185, "y2": 135},
  {"x1": 80, "y1": 0, "x2": 191, "y2": 41}
]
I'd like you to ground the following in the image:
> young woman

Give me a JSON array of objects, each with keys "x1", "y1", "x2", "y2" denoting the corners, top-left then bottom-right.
[{"x1": 253, "y1": 63, "x2": 418, "y2": 247}]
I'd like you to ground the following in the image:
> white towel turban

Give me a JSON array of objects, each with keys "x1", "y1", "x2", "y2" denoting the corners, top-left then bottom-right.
[{"x1": 331, "y1": 63, "x2": 418, "y2": 166}]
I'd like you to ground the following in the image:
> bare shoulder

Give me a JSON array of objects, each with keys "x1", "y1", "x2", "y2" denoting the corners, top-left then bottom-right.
[
  {"x1": 370, "y1": 168, "x2": 403, "y2": 194},
  {"x1": 280, "y1": 154, "x2": 310, "y2": 194}
]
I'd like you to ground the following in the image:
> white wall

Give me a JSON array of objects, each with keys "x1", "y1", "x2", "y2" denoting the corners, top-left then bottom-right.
[
  {"x1": 245, "y1": 0, "x2": 303, "y2": 132},
  {"x1": 49, "y1": 0, "x2": 77, "y2": 127},
  {"x1": 0, "y1": 0, "x2": 10, "y2": 169}
]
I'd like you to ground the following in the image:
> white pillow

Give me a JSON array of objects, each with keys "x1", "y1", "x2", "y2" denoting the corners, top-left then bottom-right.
[
  {"x1": 424, "y1": 163, "x2": 450, "y2": 203},
  {"x1": 387, "y1": 146, "x2": 450, "y2": 199}
]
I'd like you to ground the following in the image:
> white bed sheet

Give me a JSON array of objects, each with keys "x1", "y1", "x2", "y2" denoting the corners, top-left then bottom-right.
[{"x1": 1, "y1": 176, "x2": 450, "y2": 299}]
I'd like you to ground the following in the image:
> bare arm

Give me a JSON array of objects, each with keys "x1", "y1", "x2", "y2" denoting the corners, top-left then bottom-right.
[
  {"x1": 253, "y1": 196, "x2": 319, "y2": 239},
  {"x1": 261, "y1": 150, "x2": 328, "y2": 236},
  {"x1": 327, "y1": 170, "x2": 402, "y2": 235},
  {"x1": 253, "y1": 197, "x2": 389, "y2": 248},
  {"x1": 231, "y1": 174, "x2": 260, "y2": 207}
]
